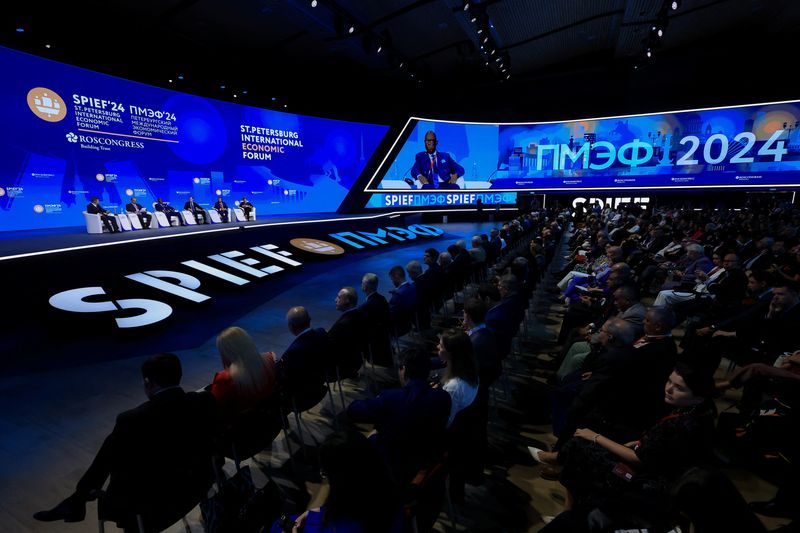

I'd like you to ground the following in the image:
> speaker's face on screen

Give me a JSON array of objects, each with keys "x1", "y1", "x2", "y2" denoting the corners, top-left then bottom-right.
[{"x1": 424, "y1": 133, "x2": 437, "y2": 154}]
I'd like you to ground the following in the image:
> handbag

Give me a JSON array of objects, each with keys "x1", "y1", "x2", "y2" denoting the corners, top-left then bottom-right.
[{"x1": 200, "y1": 465, "x2": 281, "y2": 533}]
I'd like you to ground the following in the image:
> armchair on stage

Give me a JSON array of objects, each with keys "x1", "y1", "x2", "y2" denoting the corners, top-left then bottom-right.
[{"x1": 83, "y1": 212, "x2": 136, "y2": 234}]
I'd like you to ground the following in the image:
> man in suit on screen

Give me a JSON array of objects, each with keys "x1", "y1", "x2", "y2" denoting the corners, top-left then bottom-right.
[{"x1": 409, "y1": 130, "x2": 464, "y2": 189}]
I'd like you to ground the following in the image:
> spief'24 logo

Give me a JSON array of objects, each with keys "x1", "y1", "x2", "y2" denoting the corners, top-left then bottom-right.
[{"x1": 27, "y1": 87, "x2": 67, "y2": 122}]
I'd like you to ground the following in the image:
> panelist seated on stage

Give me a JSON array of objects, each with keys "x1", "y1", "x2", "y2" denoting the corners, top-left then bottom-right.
[
  {"x1": 125, "y1": 197, "x2": 152, "y2": 228},
  {"x1": 86, "y1": 197, "x2": 120, "y2": 233},
  {"x1": 154, "y1": 197, "x2": 184, "y2": 226},
  {"x1": 183, "y1": 196, "x2": 209, "y2": 224},
  {"x1": 214, "y1": 196, "x2": 229, "y2": 222},
  {"x1": 239, "y1": 196, "x2": 254, "y2": 220},
  {"x1": 409, "y1": 130, "x2": 464, "y2": 190}
]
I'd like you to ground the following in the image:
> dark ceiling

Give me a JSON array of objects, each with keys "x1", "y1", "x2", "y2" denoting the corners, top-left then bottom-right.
[{"x1": 4, "y1": 0, "x2": 800, "y2": 126}]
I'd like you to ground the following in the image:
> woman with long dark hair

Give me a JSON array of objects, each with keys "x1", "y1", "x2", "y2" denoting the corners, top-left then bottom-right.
[{"x1": 437, "y1": 328, "x2": 480, "y2": 427}]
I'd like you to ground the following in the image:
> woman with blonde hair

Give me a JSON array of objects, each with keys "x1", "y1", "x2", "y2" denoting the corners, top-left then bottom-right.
[{"x1": 211, "y1": 326, "x2": 277, "y2": 417}]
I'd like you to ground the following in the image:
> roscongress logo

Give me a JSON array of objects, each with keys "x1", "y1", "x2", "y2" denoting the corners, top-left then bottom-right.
[
  {"x1": 27, "y1": 87, "x2": 67, "y2": 122},
  {"x1": 33, "y1": 204, "x2": 45, "y2": 213},
  {"x1": 66, "y1": 132, "x2": 78, "y2": 143},
  {"x1": 290, "y1": 238, "x2": 345, "y2": 256},
  {"x1": 0, "y1": 187, "x2": 5, "y2": 197},
  {"x1": 96, "y1": 173, "x2": 106, "y2": 182}
]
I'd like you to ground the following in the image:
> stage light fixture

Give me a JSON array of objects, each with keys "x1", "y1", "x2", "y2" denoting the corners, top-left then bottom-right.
[
  {"x1": 311, "y1": 0, "x2": 317, "y2": 6},
  {"x1": 45, "y1": 44, "x2": 51, "y2": 48},
  {"x1": 463, "y1": 1, "x2": 470, "y2": 11},
  {"x1": 470, "y1": 15, "x2": 477, "y2": 23},
  {"x1": 646, "y1": 49, "x2": 652, "y2": 58},
  {"x1": 477, "y1": 28, "x2": 483, "y2": 34},
  {"x1": 233, "y1": 94, "x2": 238, "y2": 98},
  {"x1": 177, "y1": 74, "x2": 184, "y2": 80},
  {"x1": 220, "y1": 84, "x2": 226, "y2": 89},
  {"x1": 490, "y1": 48, "x2": 496, "y2": 55},
  {"x1": 348, "y1": 25, "x2": 354, "y2": 34},
  {"x1": 483, "y1": 36, "x2": 489, "y2": 43},
  {"x1": 16, "y1": 27, "x2": 24, "y2": 32},
  {"x1": 168, "y1": 79, "x2": 173, "y2": 83},
  {"x1": 671, "y1": 1, "x2": 680, "y2": 10}
]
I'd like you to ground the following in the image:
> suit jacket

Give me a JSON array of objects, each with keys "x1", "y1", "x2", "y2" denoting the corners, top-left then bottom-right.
[
  {"x1": 125, "y1": 202, "x2": 146, "y2": 214},
  {"x1": 98, "y1": 388, "x2": 216, "y2": 527},
  {"x1": 347, "y1": 378, "x2": 451, "y2": 484},
  {"x1": 470, "y1": 325, "x2": 501, "y2": 387},
  {"x1": 359, "y1": 292, "x2": 392, "y2": 366},
  {"x1": 154, "y1": 201, "x2": 176, "y2": 213},
  {"x1": 87, "y1": 202, "x2": 109, "y2": 215},
  {"x1": 617, "y1": 302, "x2": 647, "y2": 338},
  {"x1": 214, "y1": 200, "x2": 228, "y2": 211},
  {"x1": 276, "y1": 328, "x2": 329, "y2": 411},
  {"x1": 328, "y1": 307, "x2": 367, "y2": 378},
  {"x1": 410, "y1": 150, "x2": 464, "y2": 188},
  {"x1": 485, "y1": 294, "x2": 525, "y2": 358},
  {"x1": 389, "y1": 281, "x2": 417, "y2": 336},
  {"x1": 183, "y1": 201, "x2": 205, "y2": 214}
]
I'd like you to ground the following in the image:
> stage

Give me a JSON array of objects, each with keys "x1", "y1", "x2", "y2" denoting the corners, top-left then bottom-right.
[{"x1": 0, "y1": 210, "x2": 499, "y2": 374}]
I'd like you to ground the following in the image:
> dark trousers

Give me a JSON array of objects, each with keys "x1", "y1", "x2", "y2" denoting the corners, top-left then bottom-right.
[{"x1": 100, "y1": 214, "x2": 119, "y2": 233}]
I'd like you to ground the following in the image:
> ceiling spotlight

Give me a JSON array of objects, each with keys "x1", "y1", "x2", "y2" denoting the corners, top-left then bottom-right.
[
  {"x1": 220, "y1": 84, "x2": 226, "y2": 89},
  {"x1": 168, "y1": 79, "x2": 173, "y2": 83},
  {"x1": 45, "y1": 44, "x2": 51, "y2": 49},
  {"x1": 177, "y1": 74, "x2": 184, "y2": 80},
  {"x1": 483, "y1": 36, "x2": 489, "y2": 43},
  {"x1": 485, "y1": 61, "x2": 489, "y2": 66},
  {"x1": 477, "y1": 28, "x2": 483, "y2": 34},
  {"x1": 271, "y1": 97, "x2": 277, "y2": 101},
  {"x1": 377, "y1": 45, "x2": 382, "y2": 53},
  {"x1": 470, "y1": 16, "x2": 477, "y2": 23},
  {"x1": 399, "y1": 62, "x2": 404, "y2": 68},
  {"x1": 242, "y1": 90, "x2": 248, "y2": 94},
  {"x1": 671, "y1": 0, "x2": 680, "y2": 10},
  {"x1": 657, "y1": 28, "x2": 663, "y2": 37},
  {"x1": 646, "y1": 49, "x2": 652, "y2": 58},
  {"x1": 495, "y1": 56, "x2": 501, "y2": 62},
  {"x1": 311, "y1": 0, "x2": 317, "y2": 6},
  {"x1": 463, "y1": 1, "x2": 470, "y2": 11},
  {"x1": 16, "y1": 27, "x2": 24, "y2": 33},
  {"x1": 348, "y1": 25, "x2": 354, "y2": 34},
  {"x1": 233, "y1": 94, "x2": 238, "y2": 98},
  {"x1": 490, "y1": 48, "x2": 496, "y2": 55}
]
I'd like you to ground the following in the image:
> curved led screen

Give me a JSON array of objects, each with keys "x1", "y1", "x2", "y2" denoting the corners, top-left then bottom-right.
[
  {"x1": 366, "y1": 104, "x2": 800, "y2": 193},
  {"x1": 0, "y1": 46, "x2": 389, "y2": 231}
]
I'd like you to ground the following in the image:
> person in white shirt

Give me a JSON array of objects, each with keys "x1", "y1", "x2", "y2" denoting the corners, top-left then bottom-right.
[{"x1": 437, "y1": 328, "x2": 479, "y2": 427}]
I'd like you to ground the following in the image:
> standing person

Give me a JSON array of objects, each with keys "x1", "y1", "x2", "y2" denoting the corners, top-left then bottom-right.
[
  {"x1": 86, "y1": 196, "x2": 119, "y2": 233},
  {"x1": 359, "y1": 272, "x2": 392, "y2": 367},
  {"x1": 409, "y1": 130, "x2": 464, "y2": 189},
  {"x1": 125, "y1": 197, "x2": 152, "y2": 228},
  {"x1": 239, "y1": 196, "x2": 254, "y2": 221},
  {"x1": 33, "y1": 354, "x2": 216, "y2": 530},
  {"x1": 213, "y1": 196, "x2": 229, "y2": 222}
]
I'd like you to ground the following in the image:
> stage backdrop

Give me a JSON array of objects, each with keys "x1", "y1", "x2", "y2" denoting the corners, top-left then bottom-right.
[
  {"x1": 366, "y1": 103, "x2": 800, "y2": 195},
  {"x1": 0, "y1": 46, "x2": 389, "y2": 231}
]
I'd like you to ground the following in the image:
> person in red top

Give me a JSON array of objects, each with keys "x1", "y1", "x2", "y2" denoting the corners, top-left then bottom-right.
[{"x1": 210, "y1": 326, "x2": 277, "y2": 418}]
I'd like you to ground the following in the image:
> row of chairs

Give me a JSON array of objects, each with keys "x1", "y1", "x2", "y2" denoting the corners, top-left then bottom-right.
[{"x1": 83, "y1": 205, "x2": 257, "y2": 234}]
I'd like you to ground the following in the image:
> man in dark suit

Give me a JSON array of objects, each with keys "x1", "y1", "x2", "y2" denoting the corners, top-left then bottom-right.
[
  {"x1": 409, "y1": 130, "x2": 464, "y2": 189},
  {"x1": 213, "y1": 196, "x2": 229, "y2": 222},
  {"x1": 347, "y1": 347, "x2": 451, "y2": 484},
  {"x1": 34, "y1": 354, "x2": 215, "y2": 529},
  {"x1": 485, "y1": 275, "x2": 525, "y2": 358},
  {"x1": 154, "y1": 197, "x2": 184, "y2": 226},
  {"x1": 359, "y1": 272, "x2": 392, "y2": 366},
  {"x1": 389, "y1": 265, "x2": 417, "y2": 337},
  {"x1": 239, "y1": 196, "x2": 254, "y2": 220},
  {"x1": 328, "y1": 286, "x2": 367, "y2": 379},
  {"x1": 183, "y1": 196, "x2": 208, "y2": 224},
  {"x1": 125, "y1": 197, "x2": 152, "y2": 228},
  {"x1": 406, "y1": 260, "x2": 432, "y2": 331},
  {"x1": 464, "y1": 298, "x2": 501, "y2": 388},
  {"x1": 86, "y1": 196, "x2": 119, "y2": 233},
  {"x1": 276, "y1": 306, "x2": 329, "y2": 412},
  {"x1": 420, "y1": 247, "x2": 445, "y2": 310}
]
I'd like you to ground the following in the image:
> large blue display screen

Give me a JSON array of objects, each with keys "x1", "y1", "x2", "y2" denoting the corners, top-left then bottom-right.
[
  {"x1": 0, "y1": 46, "x2": 389, "y2": 231},
  {"x1": 369, "y1": 105, "x2": 800, "y2": 192}
]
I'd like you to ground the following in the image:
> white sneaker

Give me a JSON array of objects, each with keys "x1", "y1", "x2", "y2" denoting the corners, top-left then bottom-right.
[{"x1": 528, "y1": 446, "x2": 548, "y2": 464}]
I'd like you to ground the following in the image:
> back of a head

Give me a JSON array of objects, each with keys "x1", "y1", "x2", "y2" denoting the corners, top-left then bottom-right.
[
  {"x1": 216, "y1": 326, "x2": 270, "y2": 397},
  {"x1": 287, "y1": 306, "x2": 311, "y2": 332},
  {"x1": 441, "y1": 328, "x2": 478, "y2": 385},
  {"x1": 605, "y1": 317, "x2": 637, "y2": 347},
  {"x1": 320, "y1": 429, "x2": 397, "y2": 530},
  {"x1": 389, "y1": 265, "x2": 405, "y2": 280},
  {"x1": 499, "y1": 274, "x2": 520, "y2": 295},
  {"x1": 464, "y1": 297, "x2": 487, "y2": 324},
  {"x1": 362, "y1": 272, "x2": 379, "y2": 293},
  {"x1": 406, "y1": 260, "x2": 423, "y2": 279},
  {"x1": 142, "y1": 353, "x2": 182, "y2": 388},
  {"x1": 398, "y1": 347, "x2": 431, "y2": 381}
]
